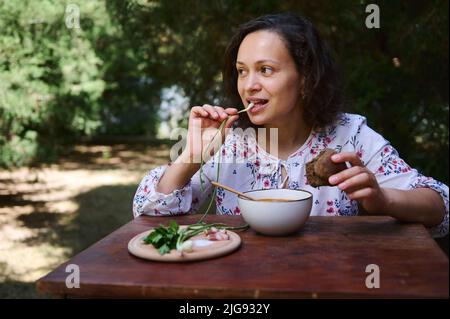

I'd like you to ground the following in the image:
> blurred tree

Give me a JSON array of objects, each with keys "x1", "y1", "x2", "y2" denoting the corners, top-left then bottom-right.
[
  {"x1": 1, "y1": 0, "x2": 448, "y2": 185},
  {"x1": 110, "y1": 0, "x2": 447, "y2": 182},
  {"x1": 0, "y1": 0, "x2": 114, "y2": 165}
]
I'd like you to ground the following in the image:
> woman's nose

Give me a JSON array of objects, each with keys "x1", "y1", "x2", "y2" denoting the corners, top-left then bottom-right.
[{"x1": 245, "y1": 73, "x2": 262, "y2": 92}]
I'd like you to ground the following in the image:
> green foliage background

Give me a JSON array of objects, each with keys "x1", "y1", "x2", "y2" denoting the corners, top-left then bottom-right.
[{"x1": 0, "y1": 0, "x2": 448, "y2": 184}]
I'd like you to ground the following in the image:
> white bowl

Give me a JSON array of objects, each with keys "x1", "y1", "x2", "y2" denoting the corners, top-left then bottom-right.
[{"x1": 237, "y1": 189, "x2": 313, "y2": 236}]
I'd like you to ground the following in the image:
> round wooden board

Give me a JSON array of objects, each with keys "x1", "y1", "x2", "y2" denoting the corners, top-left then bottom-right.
[{"x1": 128, "y1": 227, "x2": 241, "y2": 262}]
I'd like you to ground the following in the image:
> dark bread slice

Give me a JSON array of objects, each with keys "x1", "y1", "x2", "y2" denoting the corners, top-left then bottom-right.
[{"x1": 306, "y1": 148, "x2": 347, "y2": 187}]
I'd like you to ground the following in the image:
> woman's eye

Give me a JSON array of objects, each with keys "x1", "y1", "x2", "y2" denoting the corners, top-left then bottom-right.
[
  {"x1": 261, "y1": 66, "x2": 274, "y2": 75},
  {"x1": 237, "y1": 68, "x2": 247, "y2": 77}
]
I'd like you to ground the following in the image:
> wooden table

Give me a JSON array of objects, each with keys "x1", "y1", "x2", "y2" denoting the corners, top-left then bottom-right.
[{"x1": 36, "y1": 215, "x2": 449, "y2": 298}]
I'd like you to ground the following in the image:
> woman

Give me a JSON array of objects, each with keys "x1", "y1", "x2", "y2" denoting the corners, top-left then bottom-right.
[{"x1": 133, "y1": 13, "x2": 448, "y2": 237}]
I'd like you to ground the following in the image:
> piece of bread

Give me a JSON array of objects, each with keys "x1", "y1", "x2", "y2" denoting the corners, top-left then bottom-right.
[{"x1": 305, "y1": 148, "x2": 347, "y2": 187}]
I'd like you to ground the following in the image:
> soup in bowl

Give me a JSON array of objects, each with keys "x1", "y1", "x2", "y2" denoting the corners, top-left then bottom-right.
[{"x1": 237, "y1": 189, "x2": 313, "y2": 236}]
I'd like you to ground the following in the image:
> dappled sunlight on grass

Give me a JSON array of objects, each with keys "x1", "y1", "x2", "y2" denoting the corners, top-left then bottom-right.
[{"x1": 0, "y1": 143, "x2": 170, "y2": 298}]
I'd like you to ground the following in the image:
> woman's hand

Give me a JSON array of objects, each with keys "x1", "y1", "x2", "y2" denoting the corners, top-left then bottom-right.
[
  {"x1": 328, "y1": 152, "x2": 389, "y2": 214},
  {"x1": 184, "y1": 104, "x2": 239, "y2": 163}
]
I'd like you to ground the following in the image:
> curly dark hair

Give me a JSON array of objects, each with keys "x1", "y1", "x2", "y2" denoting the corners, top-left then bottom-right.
[{"x1": 222, "y1": 13, "x2": 344, "y2": 130}]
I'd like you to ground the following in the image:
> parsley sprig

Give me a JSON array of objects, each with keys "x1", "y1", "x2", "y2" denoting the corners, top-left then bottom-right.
[{"x1": 143, "y1": 220, "x2": 248, "y2": 255}]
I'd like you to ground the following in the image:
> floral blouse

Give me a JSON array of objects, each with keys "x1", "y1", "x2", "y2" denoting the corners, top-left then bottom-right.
[{"x1": 133, "y1": 113, "x2": 449, "y2": 238}]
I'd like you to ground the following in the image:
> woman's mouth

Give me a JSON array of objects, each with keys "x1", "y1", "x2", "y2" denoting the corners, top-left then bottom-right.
[{"x1": 247, "y1": 99, "x2": 269, "y2": 113}]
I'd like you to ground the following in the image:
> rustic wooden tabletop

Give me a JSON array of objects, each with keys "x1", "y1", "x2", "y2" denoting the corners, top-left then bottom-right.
[{"x1": 36, "y1": 215, "x2": 449, "y2": 298}]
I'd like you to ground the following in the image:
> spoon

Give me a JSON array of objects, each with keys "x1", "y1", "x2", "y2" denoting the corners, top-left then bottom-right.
[
  {"x1": 208, "y1": 179, "x2": 297, "y2": 202},
  {"x1": 209, "y1": 180, "x2": 256, "y2": 200}
]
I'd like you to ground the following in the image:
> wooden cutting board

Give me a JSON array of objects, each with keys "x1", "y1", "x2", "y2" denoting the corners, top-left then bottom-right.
[{"x1": 128, "y1": 227, "x2": 241, "y2": 262}]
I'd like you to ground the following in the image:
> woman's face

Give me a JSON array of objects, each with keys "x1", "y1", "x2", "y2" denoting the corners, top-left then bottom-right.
[{"x1": 236, "y1": 30, "x2": 303, "y2": 126}]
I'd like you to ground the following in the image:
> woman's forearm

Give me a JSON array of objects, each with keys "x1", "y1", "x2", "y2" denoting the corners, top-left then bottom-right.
[
  {"x1": 156, "y1": 151, "x2": 200, "y2": 194},
  {"x1": 380, "y1": 187, "x2": 445, "y2": 227}
]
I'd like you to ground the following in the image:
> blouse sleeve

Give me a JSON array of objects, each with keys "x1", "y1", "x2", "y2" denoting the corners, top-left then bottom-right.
[
  {"x1": 354, "y1": 117, "x2": 449, "y2": 238},
  {"x1": 132, "y1": 163, "x2": 214, "y2": 218}
]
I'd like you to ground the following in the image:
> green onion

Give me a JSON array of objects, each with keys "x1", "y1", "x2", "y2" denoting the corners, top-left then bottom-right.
[{"x1": 143, "y1": 105, "x2": 254, "y2": 255}]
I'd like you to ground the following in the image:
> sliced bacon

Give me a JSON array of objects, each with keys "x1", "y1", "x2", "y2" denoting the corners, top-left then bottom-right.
[{"x1": 204, "y1": 228, "x2": 230, "y2": 241}]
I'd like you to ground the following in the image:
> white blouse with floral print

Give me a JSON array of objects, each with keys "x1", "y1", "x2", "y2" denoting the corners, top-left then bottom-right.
[{"x1": 133, "y1": 113, "x2": 449, "y2": 238}]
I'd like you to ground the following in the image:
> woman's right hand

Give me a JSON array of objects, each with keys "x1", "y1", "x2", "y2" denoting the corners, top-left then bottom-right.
[{"x1": 183, "y1": 104, "x2": 239, "y2": 164}]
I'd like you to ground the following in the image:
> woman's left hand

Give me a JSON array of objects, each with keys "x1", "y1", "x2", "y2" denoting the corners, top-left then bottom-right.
[{"x1": 328, "y1": 152, "x2": 389, "y2": 214}]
